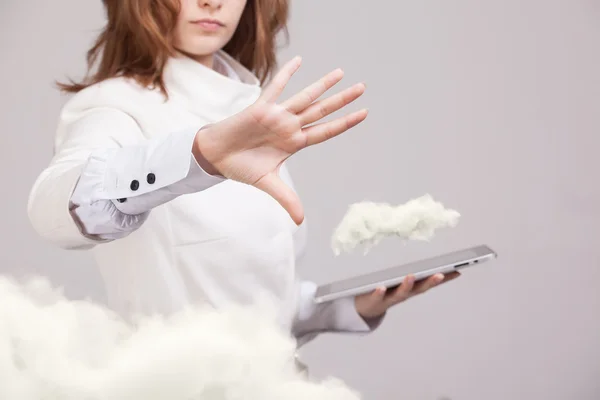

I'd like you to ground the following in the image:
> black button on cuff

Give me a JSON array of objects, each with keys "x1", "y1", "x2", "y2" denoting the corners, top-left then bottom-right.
[
  {"x1": 130, "y1": 180, "x2": 140, "y2": 191},
  {"x1": 117, "y1": 198, "x2": 127, "y2": 203},
  {"x1": 147, "y1": 173, "x2": 156, "y2": 184}
]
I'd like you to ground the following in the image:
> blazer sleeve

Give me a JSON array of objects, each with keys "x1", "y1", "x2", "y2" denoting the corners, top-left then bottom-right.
[
  {"x1": 289, "y1": 218, "x2": 384, "y2": 347},
  {"x1": 28, "y1": 106, "x2": 224, "y2": 250}
]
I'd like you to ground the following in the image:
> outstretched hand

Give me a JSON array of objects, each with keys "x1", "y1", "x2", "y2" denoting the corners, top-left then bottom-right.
[
  {"x1": 193, "y1": 56, "x2": 368, "y2": 224},
  {"x1": 354, "y1": 272, "x2": 461, "y2": 319}
]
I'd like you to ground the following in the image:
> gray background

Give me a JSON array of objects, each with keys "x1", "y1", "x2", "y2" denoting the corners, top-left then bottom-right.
[{"x1": 1, "y1": 1, "x2": 599, "y2": 399}]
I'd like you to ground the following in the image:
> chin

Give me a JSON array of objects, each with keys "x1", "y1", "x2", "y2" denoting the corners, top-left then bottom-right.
[{"x1": 184, "y1": 37, "x2": 229, "y2": 57}]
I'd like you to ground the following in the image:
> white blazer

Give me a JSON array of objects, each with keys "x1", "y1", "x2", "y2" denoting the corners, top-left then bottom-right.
[{"x1": 28, "y1": 51, "x2": 380, "y2": 346}]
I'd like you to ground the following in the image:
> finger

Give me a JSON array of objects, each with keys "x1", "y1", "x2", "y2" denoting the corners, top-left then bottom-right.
[
  {"x1": 386, "y1": 275, "x2": 415, "y2": 305},
  {"x1": 368, "y1": 287, "x2": 387, "y2": 305},
  {"x1": 441, "y1": 271, "x2": 461, "y2": 284},
  {"x1": 259, "y1": 56, "x2": 302, "y2": 103},
  {"x1": 429, "y1": 271, "x2": 461, "y2": 289},
  {"x1": 374, "y1": 286, "x2": 387, "y2": 300},
  {"x1": 254, "y1": 171, "x2": 304, "y2": 225},
  {"x1": 303, "y1": 108, "x2": 368, "y2": 146},
  {"x1": 281, "y1": 68, "x2": 345, "y2": 114},
  {"x1": 412, "y1": 273, "x2": 445, "y2": 295},
  {"x1": 298, "y1": 82, "x2": 366, "y2": 126}
]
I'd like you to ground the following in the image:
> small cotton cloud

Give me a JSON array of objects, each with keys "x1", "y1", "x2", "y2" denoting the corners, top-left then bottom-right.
[{"x1": 331, "y1": 194, "x2": 460, "y2": 255}]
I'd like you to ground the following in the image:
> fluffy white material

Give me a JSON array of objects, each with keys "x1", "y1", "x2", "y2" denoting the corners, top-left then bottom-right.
[
  {"x1": 331, "y1": 194, "x2": 461, "y2": 255},
  {"x1": 0, "y1": 276, "x2": 361, "y2": 400}
]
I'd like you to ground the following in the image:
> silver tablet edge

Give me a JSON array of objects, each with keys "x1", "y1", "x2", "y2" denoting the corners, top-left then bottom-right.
[{"x1": 313, "y1": 245, "x2": 497, "y2": 304}]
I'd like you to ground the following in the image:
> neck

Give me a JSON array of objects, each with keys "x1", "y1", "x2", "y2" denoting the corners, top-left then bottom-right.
[{"x1": 191, "y1": 53, "x2": 215, "y2": 69}]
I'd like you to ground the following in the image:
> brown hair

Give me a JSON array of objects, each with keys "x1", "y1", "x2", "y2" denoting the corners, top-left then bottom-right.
[{"x1": 58, "y1": 0, "x2": 289, "y2": 95}]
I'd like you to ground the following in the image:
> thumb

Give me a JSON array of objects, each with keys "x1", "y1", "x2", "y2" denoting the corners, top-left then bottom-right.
[{"x1": 254, "y1": 172, "x2": 304, "y2": 225}]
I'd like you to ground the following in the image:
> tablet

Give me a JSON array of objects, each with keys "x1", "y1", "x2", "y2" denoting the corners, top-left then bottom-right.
[{"x1": 314, "y1": 244, "x2": 497, "y2": 303}]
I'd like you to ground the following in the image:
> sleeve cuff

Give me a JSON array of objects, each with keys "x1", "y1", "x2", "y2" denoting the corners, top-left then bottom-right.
[
  {"x1": 165, "y1": 147, "x2": 226, "y2": 195},
  {"x1": 79, "y1": 127, "x2": 225, "y2": 215},
  {"x1": 292, "y1": 281, "x2": 384, "y2": 343},
  {"x1": 94, "y1": 127, "x2": 225, "y2": 201}
]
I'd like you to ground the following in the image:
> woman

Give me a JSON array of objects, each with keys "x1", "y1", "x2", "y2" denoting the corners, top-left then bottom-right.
[{"x1": 28, "y1": 0, "x2": 452, "y2": 358}]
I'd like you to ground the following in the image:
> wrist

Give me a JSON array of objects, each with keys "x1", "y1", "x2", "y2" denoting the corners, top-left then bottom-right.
[{"x1": 192, "y1": 125, "x2": 220, "y2": 176}]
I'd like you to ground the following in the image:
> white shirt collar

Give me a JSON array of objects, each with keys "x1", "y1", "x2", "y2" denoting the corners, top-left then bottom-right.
[
  {"x1": 213, "y1": 52, "x2": 240, "y2": 82},
  {"x1": 162, "y1": 50, "x2": 262, "y2": 121}
]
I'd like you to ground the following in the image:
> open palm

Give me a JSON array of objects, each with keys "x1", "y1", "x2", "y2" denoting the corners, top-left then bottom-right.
[{"x1": 193, "y1": 56, "x2": 368, "y2": 224}]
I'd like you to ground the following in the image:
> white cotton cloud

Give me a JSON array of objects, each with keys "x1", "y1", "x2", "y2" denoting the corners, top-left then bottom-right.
[
  {"x1": 331, "y1": 194, "x2": 461, "y2": 255},
  {"x1": 0, "y1": 276, "x2": 361, "y2": 400}
]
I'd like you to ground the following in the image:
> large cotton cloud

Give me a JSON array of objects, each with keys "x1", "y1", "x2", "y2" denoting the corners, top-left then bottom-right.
[{"x1": 0, "y1": 276, "x2": 361, "y2": 400}]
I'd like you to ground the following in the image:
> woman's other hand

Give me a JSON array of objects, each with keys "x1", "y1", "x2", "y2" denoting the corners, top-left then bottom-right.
[
  {"x1": 193, "y1": 56, "x2": 368, "y2": 224},
  {"x1": 354, "y1": 272, "x2": 462, "y2": 319}
]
